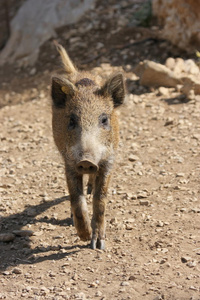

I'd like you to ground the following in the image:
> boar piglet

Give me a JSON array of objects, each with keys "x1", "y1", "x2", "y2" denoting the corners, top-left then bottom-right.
[{"x1": 51, "y1": 43, "x2": 125, "y2": 249}]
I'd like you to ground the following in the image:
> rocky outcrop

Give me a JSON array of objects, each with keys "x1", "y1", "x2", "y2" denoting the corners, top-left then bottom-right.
[
  {"x1": 0, "y1": 0, "x2": 95, "y2": 66},
  {"x1": 134, "y1": 60, "x2": 182, "y2": 88},
  {"x1": 134, "y1": 57, "x2": 200, "y2": 99},
  {"x1": 153, "y1": 0, "x2": 200, "y2": 52}
]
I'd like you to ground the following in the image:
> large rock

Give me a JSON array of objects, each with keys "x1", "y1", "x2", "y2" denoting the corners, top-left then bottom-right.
[
  {"x1": 0, "y1": 0, "x2": 94, "y2": 66},
  {"x1": 153, "y1": 0, "x2": 200, "y2": 52},
  {"x1": 134, "y1": 60, "x2": 182, "y2": 87},
  {"x1": 134, "y1": 58, "x2": 200, "y2": 98}
]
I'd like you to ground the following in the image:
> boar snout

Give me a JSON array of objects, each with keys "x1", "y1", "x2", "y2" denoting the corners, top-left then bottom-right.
[{"x1": 76, "y1": 160, "x2": 98, "y2": 174}]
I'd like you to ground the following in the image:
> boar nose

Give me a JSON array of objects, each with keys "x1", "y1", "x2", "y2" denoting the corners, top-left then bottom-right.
[{"x1": 76, "y1": 160, "x2": 98, "y2": 174}]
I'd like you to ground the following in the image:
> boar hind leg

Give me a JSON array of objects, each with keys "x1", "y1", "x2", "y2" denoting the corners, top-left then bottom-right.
[
  {"x1": 66, "y1": 172, "x2": 91, "y2": 241},
  {"x1": 87, "y1": 174, "x2": 95, "y2": 194},
  {"x1": 91, "y1": 173, "x2": 111, "y2": 250}
]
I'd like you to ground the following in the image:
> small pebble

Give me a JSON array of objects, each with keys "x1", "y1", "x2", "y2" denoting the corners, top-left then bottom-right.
[
  {"x1": 181, "y1": 256, "x2": 192, "y2": 263},
  {"x1": 186, "y1": 261, "x2": 197, "y2": 268},
  {"x1": 121, "y1": 281, "x2": 129, "y2": 286},
  {"x1": 0, "y1": 233, "x2": 15, "y2": 242},
  {"x1": 12, "y1": 267, "x2": 23, "y2": 274},
  {"x1": 139, "y1": 200, "x2": 149, "y2": 206},
  {"x1": 128, "y1": 155, "x2": 139, "y2": 162},
  {"x1": 95, "y1": 291, "x2": 102, "y2": 297}
]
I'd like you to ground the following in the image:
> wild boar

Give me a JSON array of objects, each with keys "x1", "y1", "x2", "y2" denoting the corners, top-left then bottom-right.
[{"x1": 51, "y1": 43, "x2": 125, "y2": 249}]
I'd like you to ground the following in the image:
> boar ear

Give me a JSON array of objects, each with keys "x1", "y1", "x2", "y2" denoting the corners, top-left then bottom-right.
[
  {"x1": 51, "y1": 76, "x2": 76, "y2": 108},
  {"x1": 99, "y1": 73, "x2": 125, "y2": 108}
]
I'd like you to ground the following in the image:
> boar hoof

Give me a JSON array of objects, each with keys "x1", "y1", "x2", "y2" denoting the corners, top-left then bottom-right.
[
  {"x1": 97, "y1": 238, "x2": 105, "y2": 250},
  {"x1": 90, "y1": 238, "x2": 105, "y2": 250}
]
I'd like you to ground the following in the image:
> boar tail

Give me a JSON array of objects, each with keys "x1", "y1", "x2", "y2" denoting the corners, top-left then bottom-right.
[{"x1": 54, "y1": 41, "x2": 77, "y2": 74}]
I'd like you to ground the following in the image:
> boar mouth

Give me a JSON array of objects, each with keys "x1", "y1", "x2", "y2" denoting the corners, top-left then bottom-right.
[{"x1": 76, "y1": 159, "x2": 99, "y2": 175}]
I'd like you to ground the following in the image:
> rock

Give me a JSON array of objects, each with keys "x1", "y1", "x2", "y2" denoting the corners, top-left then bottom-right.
[
  {"x1": 192, "y1": 134, "x2": 200, "y2": 141},
  {"x1": 89, "y1": 282, "x2": 97, "y2": 288},
  {"x1": 160, "y1": 258, "x2": 167, "y2": 264},
  {"x1": 95, "y1": 291, "x2": 102, "y2": 297},
  {"x1": 135, "y1": 59, "x2": 200, "y2": 96},
  {"x1": 127, "y1": 193, "x2": 137, "y2": 200},
  {"x1": 182, "y1": 255, "x2": 191, "y2": 264},
  {"x1": 0, "y1": 0, "x2": 95, "y2": 66},
  {"x1": 39, "y1": 91, "x2": 45, "y2": 99},
  {"x1": 153, "y1": 0, "x2": 200, "y2": 52},
  {"x1": 49, "y1": 272, "x2": 56, "y2": 277},
  {"x1": 75, "y1": 292, "x2": 86, "y2": 300},
  {"x1": 110, "y1": 217, "x2": 117, "y2": 224},
  {"x1": 157, "y1": 221, "x2": 164, "y2": 227},
  {"x1": 164, "y1": 117, "x2": 174, "y2": 126},
  {"x1": 26, "y1": 208, "x2": 37, "y2": 216},
  {"x1": 139, "y1": 199, "x2": 149, "y2": 206},
  {"x1": 40, "y1": 287, "x2": 49, "y2": 294},
  {"x1": 184, "y1": 59, "x2": 200, "y2": 75},
  {"x1": 129, "y1": 275, "x2": 136, "y2": 281},
  {"x1": 121, "y1": 281, "x2": 130, "y2": 286},
  {"x1": 158, "y1": 87, "x2": 169, "y2": 96},
  {"x1": 4, "y1": 93, "x2": 11, "y2": 102},
  {"x1": 0, "y1": 233, "x2": 15, "y2": 242},
  {"x1": 134, "y1": 60, "x2": 181, "y2": 87},
  {"x1": 180, "y1": 208, "x2": 187, "y2": 212},
  {"x1": 72, "y1": 273, "x2": 78, "y2": 281},
  {"x1": 126, "y1": 218, "x2": 135, "y2": 223},
  {"x1": 186, "y1": 261, "x2": 197, "y2": 268},
  {"x1": 173, "y1": 58, "x2": 185, "y2": 74},
  {"x1": 153, "y1": 296, "x2": 163, "y2": 300},
  {"x1": 30, "y1": 68, "x2": 36, "y2": 76},
  {"x1": 137, "y1": 190, "x2": 148, "y2": 199},
  {"x1": 189, "y1": 286, "x2": 198, "y2": 291},
  {"x1": 50, "y1": 245, "x2": 61, "y2": 251},
  {"x1": 12, "y1": 267, "x2": 23, "y2": 274},
  {"x1": 69, "y1": 37, "x2": 82, "y2": 44},
  {"x1": 3, "y1": 271, "x2": 10, "y2": 275},
  {"x1": 165, "y1": 57, "x2": 176, "y2": 70},
  {"x1": 176, "y1": 173, "x2": 185, "y2": 177},
  {"x1": 125, "y1": 224, "x2": 134, "y2": 230},
  {"x1": 130, "y1": 142, "x2": 140, "y2": 151},
  {"x1": 128, "y1": 155, "x2": 139, "y2": 162},
  {"x1": 13, "y1": 230, "x2": 34, "y2": 237}
]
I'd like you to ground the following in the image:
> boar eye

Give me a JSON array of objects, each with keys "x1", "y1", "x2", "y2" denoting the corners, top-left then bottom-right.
[
  {"x1": 68, "y1": 114, "x2": 77, "y2": 130},
  {"x1": 99, "y1": 113, "x2": 109, "y2": 127}
]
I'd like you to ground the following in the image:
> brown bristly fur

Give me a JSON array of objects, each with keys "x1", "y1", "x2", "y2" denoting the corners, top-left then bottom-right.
[{"x1": 51, "y1": 43, "x2": 125, "y2": 250}]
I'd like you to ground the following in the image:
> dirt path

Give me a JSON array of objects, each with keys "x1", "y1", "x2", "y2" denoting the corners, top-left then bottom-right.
[
  {"x1": 0, "y1": 1, "x2": 200, "y2": 299},
  {"x1": 1, "y1": 69, "x2": 200, "y2": 299}
]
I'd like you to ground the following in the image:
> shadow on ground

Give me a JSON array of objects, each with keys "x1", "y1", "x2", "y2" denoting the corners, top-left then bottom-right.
[
  {"x1": 162, "y1": 95, "x2": 191, "y2": 105},
  {"x1": 0, "y1": 196, "x2": 88, "y2": 272}
]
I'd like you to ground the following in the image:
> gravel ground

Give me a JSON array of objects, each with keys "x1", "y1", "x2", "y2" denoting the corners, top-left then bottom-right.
[{"x1": 0, "y1": 1, "x2": 200, "y2": 299}]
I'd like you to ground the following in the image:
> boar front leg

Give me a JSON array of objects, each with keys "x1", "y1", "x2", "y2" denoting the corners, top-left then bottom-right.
[
  {"x1": 91, "y1": 171, "x2": 111, "y2": 250},
  {"x1": 66, "y1": 169, "x2": 91, "y2": 241}
]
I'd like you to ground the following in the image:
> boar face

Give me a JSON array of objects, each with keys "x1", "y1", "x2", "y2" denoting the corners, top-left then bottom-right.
[{"x1": 51, "y1": 73, "x2": 125, "y2": 174}]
